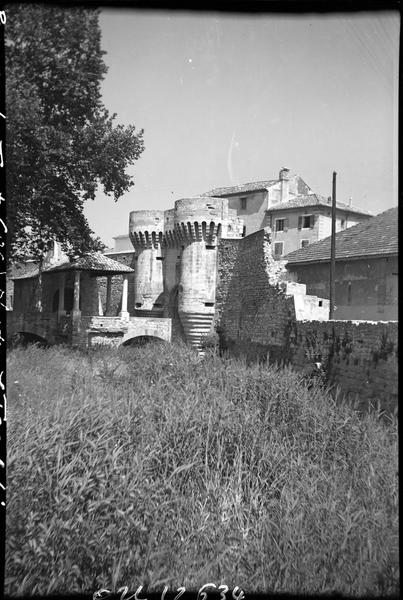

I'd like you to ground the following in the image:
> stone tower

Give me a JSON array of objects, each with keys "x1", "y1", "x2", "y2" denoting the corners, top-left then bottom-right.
[
  {"x1": 129, "y1": 210, "x2": 165, "y2": 317},
  {"x1": 172, "y1": 197, "x2": 225, "y2": 352},
  {"x1": 128, "y1": 197, "x2": 244, "y2": 352}
]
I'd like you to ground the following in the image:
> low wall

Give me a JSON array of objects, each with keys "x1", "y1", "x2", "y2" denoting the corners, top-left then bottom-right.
[{"x1": 289, "y1": 320, "x2": 398, "y2": 411}]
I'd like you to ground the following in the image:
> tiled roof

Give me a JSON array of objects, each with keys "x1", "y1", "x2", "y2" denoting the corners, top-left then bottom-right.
[
  {"x1": 8, "y1": 262, "x2": 40, "y2": 280},
  {"x1": 11, "y1": 252, "x2": 134, "y2": 279},
  {"x1": 268, "y1": 194, "x2": 373, "y2": 216},
  {"x1": 285, "y1": 207, "x2": 398, "y2": 265},
  {"x1": 203, "y1": 180, "x2": 278, "y2": 197}
]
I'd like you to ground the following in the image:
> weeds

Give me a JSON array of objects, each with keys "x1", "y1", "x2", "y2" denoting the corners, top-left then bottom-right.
[{"x1": 6, "y1": 342, "x2": 399, "y2": 595}]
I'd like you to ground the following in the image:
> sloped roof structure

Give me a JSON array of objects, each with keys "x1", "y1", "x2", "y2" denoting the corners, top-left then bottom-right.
[
  {"x1": 11, "y1": 252, "x2": 134, "y2": 280},
  {"x1": 285, "y1": 207, "x2": 398, "y2": 265},
  {"x1": 202, "y1": 180, "x2": 279, "y2": 197},
  {"x1": 268, "y1": 194, "x2": 373, "y2": 216}
]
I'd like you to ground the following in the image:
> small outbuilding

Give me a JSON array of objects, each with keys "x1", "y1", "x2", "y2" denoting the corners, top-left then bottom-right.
[
  {"x1": 285, "y1": 207, "x2": 398, "y2": 321},
  {"x1": 9, "y1": 252, "x2": 135, "y2": 346}
]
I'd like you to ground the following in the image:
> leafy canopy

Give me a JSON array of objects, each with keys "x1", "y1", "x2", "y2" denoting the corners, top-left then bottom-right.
[{"x1": 6, "y1": 4, "x2": 144, "y2": 263}]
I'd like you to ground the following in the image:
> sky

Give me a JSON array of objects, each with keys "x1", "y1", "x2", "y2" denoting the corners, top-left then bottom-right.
[{"x1": 83, "y1": 9, "x2": 400, "y2": 247}]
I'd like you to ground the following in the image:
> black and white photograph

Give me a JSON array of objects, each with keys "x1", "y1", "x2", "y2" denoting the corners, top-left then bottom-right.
[{"x1": 3, "y1": 2, "x2": 399, "y2": 597}]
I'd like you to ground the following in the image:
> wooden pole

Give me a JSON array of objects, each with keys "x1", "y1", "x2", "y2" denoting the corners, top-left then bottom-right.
[{"x1": 329, "y1": 172, "x2": 337, "y2": 319}]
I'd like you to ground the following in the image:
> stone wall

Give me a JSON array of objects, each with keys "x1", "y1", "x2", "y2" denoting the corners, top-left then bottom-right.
[
  {"x1": 218, "y1": 228, "x2": 398, "y2": 411},
  {"x1": 218, "y1": 228, "x2": 297, "y2": 362},
  {"x1": 102, "y1": 251, "x2": 136, "y2": 315},
  {"x1": 216, "y1": 238, "x2": 241, "y2": 325},
  {"x1": 289, "y1": 320, "x2": 398, "y2": 411}
]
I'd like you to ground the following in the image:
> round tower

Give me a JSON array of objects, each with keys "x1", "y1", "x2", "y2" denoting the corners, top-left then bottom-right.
[
  {"x1": 174, "y1": 197, "x2": 224, "y2": 352},
  {"x1": 163, "y1": 209, "x2": 180, "y2": 318},
  {"x1": 129, "y1": 210, "x2": 165, "y2": 317}
]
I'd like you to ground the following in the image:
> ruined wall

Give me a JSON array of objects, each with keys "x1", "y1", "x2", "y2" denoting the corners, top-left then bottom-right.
[
  {"x1": 216, "y1": 238, "x2": 241, "y2": 325},
  {"x1": 219, "y1": 229, "x2": 398, "y2": 410},
  {"x1": 289, "y1": 320, "x2": 398, "y2": 411},
  {"x1": 218, "y1": 228, "x2": 296, "y2": 361}
]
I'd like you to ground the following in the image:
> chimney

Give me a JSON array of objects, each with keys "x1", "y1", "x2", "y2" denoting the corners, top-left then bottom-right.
[
  {"x1": 279, "y1": 167, "x2": 290, "y2": 202},
  {"x1": 349, "y1": 197, "x2": 353, "y2": 207}
]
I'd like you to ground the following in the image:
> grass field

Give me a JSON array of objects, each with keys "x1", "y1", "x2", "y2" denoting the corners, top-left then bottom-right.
[{"x1": 6, "y1": 341, "x2": 399, "y2": 596}]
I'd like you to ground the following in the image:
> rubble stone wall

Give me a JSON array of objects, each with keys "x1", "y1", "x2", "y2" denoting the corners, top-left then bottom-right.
[
  {"x1": 217, "y1": 228, "x2": 398, "y2": 410},
  {"x1": 289, "y1": 320, "x2": 398, "y2": 411}
]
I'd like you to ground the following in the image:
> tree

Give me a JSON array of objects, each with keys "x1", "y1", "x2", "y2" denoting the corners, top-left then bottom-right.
[{"x1": 6, "y1": 4, "x2": 144, "y2": 264}]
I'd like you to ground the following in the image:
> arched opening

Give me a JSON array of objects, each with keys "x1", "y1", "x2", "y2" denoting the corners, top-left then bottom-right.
[
  {"x1": 13, "y1": 332, "x2": 49, "y2": 347},
  {"x1": 122, "y1": 335, "x2": 167, "y2": 347}
]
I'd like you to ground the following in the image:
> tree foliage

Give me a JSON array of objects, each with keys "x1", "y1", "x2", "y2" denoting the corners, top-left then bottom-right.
[{"x1": 6, "y1": 4, "x2": 144, "y2": 263}]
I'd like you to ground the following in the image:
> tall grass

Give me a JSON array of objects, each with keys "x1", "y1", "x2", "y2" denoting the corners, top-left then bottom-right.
[{"x1": 6, "y1": 342, "x2": 399, "y2": 596}]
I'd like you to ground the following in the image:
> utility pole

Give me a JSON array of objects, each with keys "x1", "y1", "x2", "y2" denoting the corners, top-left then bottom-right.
[{"x1": 329, "y1": 171, "x2": 337, "y2": 319}]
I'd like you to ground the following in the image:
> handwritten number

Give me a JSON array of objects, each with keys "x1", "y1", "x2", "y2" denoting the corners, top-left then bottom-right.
[
  {"x1": 232, "y1": 587, "x2": 245, "y2": 600},
  {"x1": 134, "y1": 586, "x2": 147, "y2": 600},
  {"x1": 219, "y1": 585, "x2": 229, "y2": 600},
  {"x1": 93, "y1": 590, "x2": 111, "y2": 600},
  {"x1": 117, "y1": 587, "x2": 129, "y2": 600},
  {"x1": 197, "y1": 583, "x2": 217, "y2": 600},
  {"x1": 161, "y1": 586, "x2": 169, "y2": 600},
  {"x1": 173, "y1": 587, "x2": 186, "y2": 600}
]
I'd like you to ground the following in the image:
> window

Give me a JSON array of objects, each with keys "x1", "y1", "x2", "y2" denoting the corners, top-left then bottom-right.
[
  {"x1": 298, "y1": 214, "x2": 314, "y2": 229},
  {"x1": 240, "y1": 197, "x2": 247, "y2": 210},
  {"x1": 301, "y1": 239, "x2": 310, "y2": 248},
  {"x1": 276, "y1": 219, "x2": 285, "y2": 232},
  {"x1": 274, "y1": 242, "x2": 284, "y2": 257},
  {"x1": 341, "y1": 219, "x2": 345, "y2": 229}
]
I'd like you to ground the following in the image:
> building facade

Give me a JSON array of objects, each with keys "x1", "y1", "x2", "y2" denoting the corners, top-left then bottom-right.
[
  {"x1": 285, "y1": 207, "x2": 398, "y2": 321},
  {"x1": 204, "y1": 168, "x2": 372, "y2": 255}
]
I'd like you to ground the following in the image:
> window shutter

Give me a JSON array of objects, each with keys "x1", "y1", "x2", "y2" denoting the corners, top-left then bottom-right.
[
  {"x1": 298, "y1": 216, "x2": 302, "y2": 230},
  {"x1": 310, "y1": 215, "x2": 315, "y2": 229},
  {"x1": 284, "y1": 218, "x2": 289, "y2": 231}
]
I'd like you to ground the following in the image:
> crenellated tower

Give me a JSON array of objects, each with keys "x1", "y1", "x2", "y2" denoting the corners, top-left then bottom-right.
[
  {"x1": 129, "y1": 210, "x2": 165, "y2": 317},
  {"x1": 128, "y1": 197, "x2": 244, "y2": 352},
  {"x1": 173, "y1": 197, "x2": 225, "y2": 352}
]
